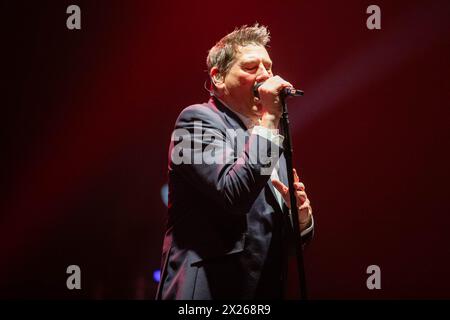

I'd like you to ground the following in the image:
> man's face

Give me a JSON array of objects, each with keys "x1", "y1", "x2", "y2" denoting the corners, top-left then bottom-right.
[{"x1": 221, "y1": 44, "x2": 273, "y2": 118}]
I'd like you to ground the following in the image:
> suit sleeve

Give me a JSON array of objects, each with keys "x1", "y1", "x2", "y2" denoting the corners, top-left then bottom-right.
[
  {"x1": 169, "y1": 106, "x2": 284, "y2": 214},
  {"x1": 285, "y1": 208, "x2": 314, "y2": 254}
]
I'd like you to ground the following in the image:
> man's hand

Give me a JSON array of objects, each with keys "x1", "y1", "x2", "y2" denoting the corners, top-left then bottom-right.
[
  {"x1": 271, "y1": 169, "x2": 312, "y2": 230},
  {"x1": 256, "y1": 76, "x2": 292, "y2": 129}
]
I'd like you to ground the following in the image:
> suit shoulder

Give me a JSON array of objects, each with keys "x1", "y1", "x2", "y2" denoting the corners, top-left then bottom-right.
[{"x1": 175, "y1": 102, "x2": 224, "y2": 127}]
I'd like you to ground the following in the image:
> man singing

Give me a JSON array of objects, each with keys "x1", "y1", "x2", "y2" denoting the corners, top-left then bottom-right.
[{"x1": 156, "y1": 24, "x2": 314, "y2": 300}]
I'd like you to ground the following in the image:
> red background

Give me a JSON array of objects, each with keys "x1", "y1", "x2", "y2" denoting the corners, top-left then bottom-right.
[{"x1": 2, "y1": 0, "x2": 450, "y2": 299}]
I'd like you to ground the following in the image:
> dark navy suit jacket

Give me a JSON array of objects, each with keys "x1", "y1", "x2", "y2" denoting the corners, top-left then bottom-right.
[{"x1": 156, "y1": 97, "x2": 313, "y2": 300}]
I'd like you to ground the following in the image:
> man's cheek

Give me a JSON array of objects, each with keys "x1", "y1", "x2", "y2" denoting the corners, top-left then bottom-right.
[{"x1": 238, "y1": 74, "x2": 254, "y2": 86}]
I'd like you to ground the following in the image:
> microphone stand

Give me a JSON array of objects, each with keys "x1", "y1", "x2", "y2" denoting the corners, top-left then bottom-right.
[{"x1": 279, "y1": 92, "x2": 308, "y2": 300}]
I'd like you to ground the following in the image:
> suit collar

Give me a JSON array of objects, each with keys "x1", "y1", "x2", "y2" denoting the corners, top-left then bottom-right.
[
  {"x1": 213, "y1": 96, "x2": 260, "y2": 130},
  {"x1": 209, "y1": 96, "x2": 251, "y2": 132}
]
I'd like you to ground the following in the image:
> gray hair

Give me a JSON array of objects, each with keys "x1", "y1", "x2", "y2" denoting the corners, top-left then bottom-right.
[{"x1": 206, "y1": 24, "x2": 270, "y2": 77}]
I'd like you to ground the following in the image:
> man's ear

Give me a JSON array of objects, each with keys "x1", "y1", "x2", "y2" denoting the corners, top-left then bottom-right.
[{"x1": 210, "y1": 67, "x2": 224, "y2": 87}]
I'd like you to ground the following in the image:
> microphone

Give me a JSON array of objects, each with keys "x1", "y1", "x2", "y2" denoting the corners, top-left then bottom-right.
[{"x1": 253, "y1": 82, "x2": 304, "y2": 98}]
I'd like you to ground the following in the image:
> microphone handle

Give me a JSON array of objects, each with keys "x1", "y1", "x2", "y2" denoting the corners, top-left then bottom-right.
[{"x1": 282, "y1": 87, "x2": 304, "y2": 97}]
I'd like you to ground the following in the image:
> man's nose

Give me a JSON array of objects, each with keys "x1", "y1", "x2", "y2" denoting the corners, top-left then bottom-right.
[{"x1": 256, "y1": 64, "x2": 271, "y2": 82}]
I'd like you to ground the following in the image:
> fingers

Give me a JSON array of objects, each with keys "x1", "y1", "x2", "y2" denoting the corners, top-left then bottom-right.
[
  {"x1": 275, "y1": 169, "x2": 312, "y2": 227},
  {"x1": 272, "y1": 178, "x2": 308, "y2": 212},
  {"x1": 258, "y1": 76, "x2": 293, "y2": 117},
  {"x1": 272, "y1": 180, "x2": 305, "y2": 199},
  {"x1": 299, "y1": 198, "x2": 311, "y2": 211},
  {"x1": 296, "y1": 190, "x2": 307, "y2": 203},
  {"x1": 299, "y1": 200, "x2": 312, "y2": 226},
  {"x1": 293, "y1": 169, "x2": 305, "y2": 191},
  {"x1": 298, "y1": 205, "x2": 312, "y2": 225},
  {"x1": 271, "y1": 179, "x2": 288, "y2": 196},
  {"x1": 271, "y1": 179, "x2": 291, "y2": 208},
  {"x1": 293, "y1": 168, "x2": 299, "y2": 183},
  {"x1": 294, "y1": 182, "x2": 305, "y2": 191},
  {"x1": 269, "y1": 75, "x2": 292, "y2": 89},
  {"x1": 260, "y1": 76, "x2": 293, "y2": 96}
]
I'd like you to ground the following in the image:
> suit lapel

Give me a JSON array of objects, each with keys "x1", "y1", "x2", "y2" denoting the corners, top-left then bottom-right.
[
  {"x1": 267, "y1": 176, "x2": 280, "y2": 210},
  {"x1": 211, "y1": 97, "x2": 248, "y2": 131},
  {"x1": 212, "y1": 97, "x2": 287, "y2": 213},
  {"x1": 278, "y1": 153, "x2": 288, "y2": 187},
  {"x1": 277, "y1": 154, "x2": 291, "y2": 216},
  {"x1": 266, "y1": 153, "x2": 288, "y2": 213}
]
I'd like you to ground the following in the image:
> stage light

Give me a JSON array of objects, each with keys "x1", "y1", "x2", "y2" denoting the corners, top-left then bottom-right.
[
  {"x1": 153, "y1": 269, "x2": 161, "y2": 283},
  {"x1": 161, "y1": 184, "x2": 168, "y2": 207}
]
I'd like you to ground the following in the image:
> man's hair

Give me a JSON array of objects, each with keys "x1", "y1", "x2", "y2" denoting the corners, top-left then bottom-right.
[{"x1": 206, "y1": 23, "x2": 270, "y2": 77}]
